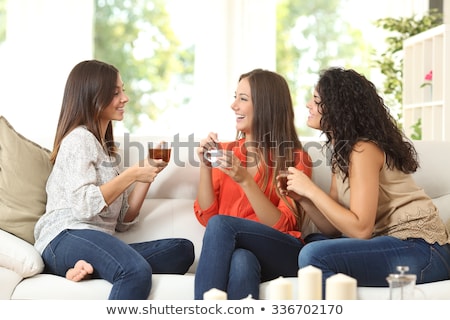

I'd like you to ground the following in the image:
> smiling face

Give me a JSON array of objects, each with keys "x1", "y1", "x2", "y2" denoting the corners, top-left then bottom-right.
[
  {"x1": 231, "y1": 77, "x2": 254, "y2": 138},
  {"x1": 99, "y1": 73, "x2": 128, "y2": 135},
  {"x1": 306, "y1": 88, "x2": 322, "y2": 130}
]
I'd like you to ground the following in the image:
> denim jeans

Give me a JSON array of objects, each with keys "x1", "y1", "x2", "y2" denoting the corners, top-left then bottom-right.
[
  {"x1": 42, "y1": 229, "x2": 194, "y2": 300},
  {"x1": 299, "y1": 234, "x2": 450, "y2": 299},
  {"x1": 194, "y1": 215, "x2": 304, "y2": 300}
]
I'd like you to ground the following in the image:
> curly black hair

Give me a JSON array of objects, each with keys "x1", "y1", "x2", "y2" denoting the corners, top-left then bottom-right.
[{"x1": 316, "y1": 67, "x2": 418, "y2": 179}]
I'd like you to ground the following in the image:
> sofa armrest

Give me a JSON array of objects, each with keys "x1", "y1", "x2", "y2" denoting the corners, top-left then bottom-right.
[
  {"x1": 0, "y1": 229, "x2": 44, "y2": 277},
  {"x1": 0, "y1": 267, "x2": 23, "y2": 299}
]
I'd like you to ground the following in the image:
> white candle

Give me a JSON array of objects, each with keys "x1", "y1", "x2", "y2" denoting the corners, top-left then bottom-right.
[
  {"x1": 298, "y1": 265, "x2": 322, "y2": 300},
  {"x1": 203, "y1": 288, "x2": 227, "y2": 300},
  {"x1": 269, "y1": 276, "x2": 293, "y2": 300},
  {"x1": 325, "y1": 273, "x2": 357, "y2": 300}
]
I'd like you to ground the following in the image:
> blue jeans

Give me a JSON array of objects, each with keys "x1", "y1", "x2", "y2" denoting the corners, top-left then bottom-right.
[
  {"x1": 42, "y1": 229, "x2": 194, "y2": 300},
  {"x1": 299, "y1": 234, "x2": 450, "y2": 299},
  {"x1": 194, "y1": 215, "x2": 304, "y2": 300}
]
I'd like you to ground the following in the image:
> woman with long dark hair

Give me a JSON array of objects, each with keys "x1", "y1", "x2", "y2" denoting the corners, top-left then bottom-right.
[
  {"x1": 34, "y1": 60, "x2": 194, "y2": 299},
  {"x1": 194, "y1": 69, "x2": 312, "y2": 299},
  {"x1": 285, "y1": 67, "x2": 450, "y2": 297}
]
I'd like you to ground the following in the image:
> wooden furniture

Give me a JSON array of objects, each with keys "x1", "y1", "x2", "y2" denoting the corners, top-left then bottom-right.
[{"x1": 403, "y1": 23, "x2": 450, "y2": 141}]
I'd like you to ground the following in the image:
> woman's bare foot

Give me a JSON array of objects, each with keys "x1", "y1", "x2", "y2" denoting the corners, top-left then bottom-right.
[{"x1": 65, "y1": 260, "x2": 94, "y2": 282}]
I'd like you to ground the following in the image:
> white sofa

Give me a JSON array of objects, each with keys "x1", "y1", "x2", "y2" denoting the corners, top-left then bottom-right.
[{"x1": 1, "y1": 134, "x2": 450, "y2": 300}]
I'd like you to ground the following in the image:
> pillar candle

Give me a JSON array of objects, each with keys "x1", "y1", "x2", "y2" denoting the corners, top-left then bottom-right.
[
  {"x1": 203, "y1": 288, "x2": 227, "y2": 300},
  {"x1": 298, "y1": 265, "x2": 322, "y2": 300},
  {"x1": 325, "y1": 273, "x2": 357, "y2": 300},
  {"x1": 269, "y1": 276, "x2": 293, "y2": 300}
]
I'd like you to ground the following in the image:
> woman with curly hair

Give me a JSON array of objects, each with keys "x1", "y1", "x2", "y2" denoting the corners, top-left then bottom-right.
[{"x1": 283, "y1": 67, "x2": 450, "y2": 296}]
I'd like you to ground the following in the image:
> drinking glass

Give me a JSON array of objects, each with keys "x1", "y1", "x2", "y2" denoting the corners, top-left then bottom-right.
[{"x1": 148, "y1": 141, "x2": 171, "y2": 162}]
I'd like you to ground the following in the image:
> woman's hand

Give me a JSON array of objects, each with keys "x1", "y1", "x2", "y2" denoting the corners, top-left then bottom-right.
[
  {"x1": 133, "y1": 158, "x2": 167, "y2": 183},
  {"x1": 283, "y1": 167, "x2": 317, "y2": 200},
  {"x1": 197, "y1": 132, "x2": 219, "y2": 167},
  {"x1": 216, "y1": 150, "x2": 251, "y2": 184}
]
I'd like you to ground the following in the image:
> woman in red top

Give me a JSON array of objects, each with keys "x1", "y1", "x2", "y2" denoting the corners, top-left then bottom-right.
[{"x1": 193, "y1": 69, "x2": 312, "y2": 299}]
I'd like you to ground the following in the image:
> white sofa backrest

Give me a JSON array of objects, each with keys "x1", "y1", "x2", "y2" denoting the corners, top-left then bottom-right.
[
  {"x1": 302, "y1": 140, "x2": 332, "y2": 192},
  {"x1": 116, "y1": 135, "x2": 450, "y2": 230},
  {"x1": 412, "y1": 141, "x2": 450, "y2": 230},
  {"x1": 115, "y1": 134, "x2": 200, "y2": 200}
]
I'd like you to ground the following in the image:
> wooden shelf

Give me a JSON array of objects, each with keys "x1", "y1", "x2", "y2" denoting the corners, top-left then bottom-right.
[{"x1": 402, "y1": 24, "x2": 449, "y2": 141}]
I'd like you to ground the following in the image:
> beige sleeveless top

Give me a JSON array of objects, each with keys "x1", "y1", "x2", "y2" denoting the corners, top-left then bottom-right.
[{"x1": 336, "y1": 162, "x2": 450, "y2": 245}]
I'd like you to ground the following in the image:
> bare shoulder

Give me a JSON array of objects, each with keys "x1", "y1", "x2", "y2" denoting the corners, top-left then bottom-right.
[
  {"x1": 351, "y1": 141, "x2": 384, "y2": 166},
  {"x1": 353, "y1": 140, "x2": 383, "y2": 153}
]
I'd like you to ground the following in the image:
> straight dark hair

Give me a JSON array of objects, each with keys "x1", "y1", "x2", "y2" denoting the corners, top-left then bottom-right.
[
  {"x1": 237, "y1": 69, "x2": 307, "y2": 227},
  {"x1": 50, "y1": 60, "x2": 118, "y2": 163}
]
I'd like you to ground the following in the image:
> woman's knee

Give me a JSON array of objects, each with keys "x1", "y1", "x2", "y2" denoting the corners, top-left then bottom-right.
[
  {"x1": 230, "y1": 249, "x2": 260, "y2": 280},
  {"x1": 203, "y1": 215, "x2": 236, "y2": 240},
  {"x1": 206, "y1": 215, "x2": 229, "y2": 230},
  {"x1": 124, "y1": 257, "x2": 152, "y2": 283},
  {"x1": 298, "y1": 242, "x2": 321, "y2": 268},
  {"x1": 231, "y1": 249, "x2": 260, "y2": 271},
  {"x1": 174, "y1": 239, "x2": 195, "y2": 273}
]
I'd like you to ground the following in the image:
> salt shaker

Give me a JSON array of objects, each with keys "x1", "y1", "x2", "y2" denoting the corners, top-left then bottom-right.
[{"x1": 386, "y1": 266, "x2": 416, "y2": 300}]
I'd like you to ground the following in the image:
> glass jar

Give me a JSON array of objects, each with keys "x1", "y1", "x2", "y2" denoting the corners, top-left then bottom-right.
[{"x1": 386, "y1": 266, "x2": 417, "y2": 300}]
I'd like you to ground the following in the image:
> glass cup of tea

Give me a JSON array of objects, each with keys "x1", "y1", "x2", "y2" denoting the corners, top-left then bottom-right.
[
  {"x1": 148, "y1": 141, "x2": 171, "y2": 162},
  {"x1": 278, "y1": 169, "x2": 289, "y2": 195}
]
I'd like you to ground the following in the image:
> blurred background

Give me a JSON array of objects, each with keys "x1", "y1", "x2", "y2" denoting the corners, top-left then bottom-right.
[{"x1": 0, "y1": 0, "x2": 439, "y2": 149}]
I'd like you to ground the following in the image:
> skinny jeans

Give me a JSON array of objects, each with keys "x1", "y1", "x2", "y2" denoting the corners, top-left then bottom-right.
[
  {"x1": 194, "y1": 215, "x2": 304, "y2": 300},
  {"x1": 42, "y1": 229, "x2": 195, "y2": 300},
  {"x1": 299, "y1": 234, "x2": 450, "y2": 299}
]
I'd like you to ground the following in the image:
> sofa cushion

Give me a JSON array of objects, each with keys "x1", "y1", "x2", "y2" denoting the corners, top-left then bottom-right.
[
  {"x1": 412, "y1": 141, "x2": 450, "y2": 231},
  {"x1": 0, "y1": 229, "x2": 44, "y2": 277},
  {"x1": 0, "y1": 116, "x2": 53, "y2": 244}
]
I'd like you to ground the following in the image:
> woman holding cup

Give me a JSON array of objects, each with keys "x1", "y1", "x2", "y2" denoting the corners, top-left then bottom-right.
[
  {"x1": 289, "y1": 67, "x2": 450, "y2": 298},
  {"x1": 33, "y1": 60, "x2": 194, "y2": 300},
  {"x1": 194, "y1": 69, "x2": 312, "y2": 299}
]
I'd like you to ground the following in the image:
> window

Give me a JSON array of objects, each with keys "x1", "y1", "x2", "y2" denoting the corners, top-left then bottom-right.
[{"x1": 0, "y1": 0, "x2": 429, "y2": 149}]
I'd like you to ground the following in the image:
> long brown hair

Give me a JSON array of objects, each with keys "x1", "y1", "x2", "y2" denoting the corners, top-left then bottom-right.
[
  {"x1": 237, "y1": 69, "x2": 306, "y2": 226},
  {"x1": 50, "y1": 60, "x2": 119, "y2": 163}
]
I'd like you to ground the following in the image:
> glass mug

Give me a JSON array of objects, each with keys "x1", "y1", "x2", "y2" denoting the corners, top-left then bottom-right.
[
  {"x1": 278, "y1": 170, "x2": 289, "y2": 195},
  {"x1": 148, "y1": 141, "x2": 171, "y2": 162}
]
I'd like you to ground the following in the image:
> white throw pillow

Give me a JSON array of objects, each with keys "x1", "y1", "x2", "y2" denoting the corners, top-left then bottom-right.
[{"x1": 0, "y1": 229, "x2": 44, "y2": 278}]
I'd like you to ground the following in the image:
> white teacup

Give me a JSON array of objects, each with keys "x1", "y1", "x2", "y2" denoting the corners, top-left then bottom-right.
[{"x1": 204, "y1": 149, "x2": 224, "y2": 167}]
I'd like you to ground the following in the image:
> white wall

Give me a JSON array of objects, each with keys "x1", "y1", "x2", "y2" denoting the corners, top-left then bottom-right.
[{"x1": 0, "y1": 0, "x2": 94, "y2": 149}]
